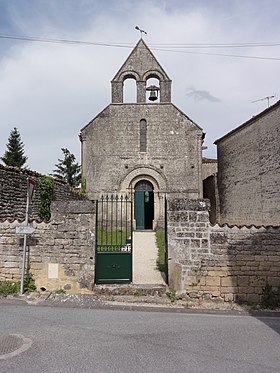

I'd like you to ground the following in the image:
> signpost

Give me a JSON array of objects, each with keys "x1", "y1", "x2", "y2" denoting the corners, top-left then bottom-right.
[{"x1": 18, "y1": 178, "x2": 36, "y2": 295}]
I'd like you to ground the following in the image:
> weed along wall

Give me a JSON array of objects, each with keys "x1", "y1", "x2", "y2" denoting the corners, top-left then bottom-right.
[
  {"x1": 167, "y1": 198, "x2": 280, "y2": 303},
  {"x1": 0, "y1": 201, "x2": 96, "y2": 293}
]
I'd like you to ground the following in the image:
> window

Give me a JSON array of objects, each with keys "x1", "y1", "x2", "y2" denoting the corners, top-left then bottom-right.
[{"x1": 140, "y1": 119, "x2": 147, "y2": 152}]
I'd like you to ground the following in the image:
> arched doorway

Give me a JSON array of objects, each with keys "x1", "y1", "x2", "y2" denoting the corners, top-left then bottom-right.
[{"x1": 134, "y1": 180, "x2": 154, "y2": 230}]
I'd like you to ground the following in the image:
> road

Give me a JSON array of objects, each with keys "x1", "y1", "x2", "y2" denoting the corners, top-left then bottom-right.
[{"x1": 0, "y1": 304, "x2": 279, "y2": 373}]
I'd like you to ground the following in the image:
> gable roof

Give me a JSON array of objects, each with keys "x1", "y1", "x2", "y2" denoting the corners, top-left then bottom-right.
[
  {"x1": 80, "y1": 102, "x2": 203, "y2": 134},
  {"x1": 112, "y1": 38, "x2": 171, "y2": 82},
  {"x1": 215, "y1": 99, "x2": 280, "y2": 144}
]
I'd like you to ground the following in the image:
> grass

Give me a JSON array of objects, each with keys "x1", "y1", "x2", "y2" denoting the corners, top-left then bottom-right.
[
  {"x1": 96, "y1": 229, "x2": 132, "y2": 251},
  {"x1": 156, "y1": 229, "x2": 167, "y2": 272}
]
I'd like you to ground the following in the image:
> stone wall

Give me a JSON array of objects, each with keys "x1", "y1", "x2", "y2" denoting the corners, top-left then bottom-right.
[
  {"x1": 81, "y1": 103, "x2": 203, "y2": 199},
  {"x1": 167, "y1": 198, "x2": 280, "y2": 303},
  {"x1": 0, "y1": 201, "x2": 96, "y2": 292},
  {"x1": 215, "y1": 101, "x2": 280, "y2": 226},
  {"x1": 2, "y1": 194, "x2": 279, "y2": 302},
  {"x1": 202, "y1": 158, "x2": 217, "y2": 180},
  {"x1": 0, "y1": 164, "x2": 82, "y2": 220}
]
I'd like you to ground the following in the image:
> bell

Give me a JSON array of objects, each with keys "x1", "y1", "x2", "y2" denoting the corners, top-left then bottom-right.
[
  {"x1": 146, "y1": 84, "x2": 159, "y2": 102},
  {"x1": 149, "y1": 90, "x2": 157, "y2": 101}
]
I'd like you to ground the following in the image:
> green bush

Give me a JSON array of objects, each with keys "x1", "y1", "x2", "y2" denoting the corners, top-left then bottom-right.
[
  {"x1": 24, "y1": 272, "x2": 37, "y2": 293},
  {"x1": 261, "y1": 283, "x2": 280, "y2": 309},
  {"x1": 0, "y1": 280, "x2": 20, "y2": 296},
  {"x1": 39, "y1": 176, "x2": 54, "y2": 221},
  {"x1": 0, "y1": 272, "x2": 36, "y2": 296}
]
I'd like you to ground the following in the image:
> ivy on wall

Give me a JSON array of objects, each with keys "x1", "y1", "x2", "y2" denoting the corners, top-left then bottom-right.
[
  {"x1": 81, "y1": 176, "x2": 86, "y2": 194},
  {"x1": 39, "y1": 176, "x2": 54, "y2": 221}
]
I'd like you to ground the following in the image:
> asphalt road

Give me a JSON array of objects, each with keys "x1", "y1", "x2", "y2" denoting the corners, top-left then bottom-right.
[{"x1": 0, "y1": 304, "x2": 279, "y2": 373}]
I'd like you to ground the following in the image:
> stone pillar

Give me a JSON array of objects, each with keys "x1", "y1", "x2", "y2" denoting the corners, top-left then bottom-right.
[
  {"x1": 160, "y1": 81, "x2": 172, "y2": 102},
  {"x1": 167, "y1": 198, "x2": 210, "y2": 293},
  {"x1": 137, "y1": 81, "x2": 146, "y2": 103}
]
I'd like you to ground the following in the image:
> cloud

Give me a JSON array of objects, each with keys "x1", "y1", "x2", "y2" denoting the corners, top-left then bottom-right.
[
  {"x1": 0, "y1": 0, "x2": 279, "y2": 172},
  {"x1": 186, "y1": 86, "x2": 221, "y2": 103}
]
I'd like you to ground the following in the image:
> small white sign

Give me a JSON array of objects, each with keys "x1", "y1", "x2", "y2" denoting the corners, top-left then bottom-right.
[
  {"x1": 15, "y1": 226, "x2": 36, "y2": 235},
  {"x1": 48, "y1": 263, "x2": 59, "y2": 279}
]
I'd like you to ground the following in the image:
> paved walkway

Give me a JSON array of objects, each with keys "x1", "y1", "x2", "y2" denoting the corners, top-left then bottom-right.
[{"x1": 133, "y1": 231, "x2": 165, "y2": 285}]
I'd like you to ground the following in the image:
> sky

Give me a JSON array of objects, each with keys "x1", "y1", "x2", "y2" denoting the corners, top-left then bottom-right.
[{"x1": 1, "y1": 0, "x2": 280, "y2": 175}]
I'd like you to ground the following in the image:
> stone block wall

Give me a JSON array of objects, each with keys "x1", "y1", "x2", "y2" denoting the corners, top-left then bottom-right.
[
  {"x1": 216, "y1": 102, "x2": 280, "y2": 226},
  {"x1": 1, "y1": 194, "x2": 280, "y2": 301},
  {"x1": 167, "y1": 198, "x2": 280, "y2": 303},
  {"x1": 0, "y1": 164, "x2": 82, "y2": 220},
  {"x1": 0, "y1": 201, "x2": 96, "y2": 293},
  {"x1": 205, "y1": 225, "x2": 280, "y2": 302},
  {"x1": 167, "y1": 198, "x2": 211, "y2": 291},
  {"x1": 81, "y1": 103, "x2": 203, "y2": 200}
]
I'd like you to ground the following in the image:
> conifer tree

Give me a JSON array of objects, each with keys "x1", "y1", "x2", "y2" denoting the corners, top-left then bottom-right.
[
  {"x1": 1, "y1": 127, "x2": 28, "y2": 167},
  {"x1": 52, "y1": 148, "x2": 81, "y2": 187}
]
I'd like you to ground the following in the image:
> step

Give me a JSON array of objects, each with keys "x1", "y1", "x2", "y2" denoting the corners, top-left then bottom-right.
[{"x1": 92, "y1": 284, "x2": 167, "y2": 296}]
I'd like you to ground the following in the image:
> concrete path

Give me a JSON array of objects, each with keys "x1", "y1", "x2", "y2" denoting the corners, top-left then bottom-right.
[{"x1": 133, "y1": 231, "x2": 165, "y2": 285}]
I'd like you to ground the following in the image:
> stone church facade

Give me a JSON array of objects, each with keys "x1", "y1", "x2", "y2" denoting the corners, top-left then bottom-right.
[
  {"x1": 80, "y1": 39, "x2": 204, "y2": 229},
  {"x1": 1, "y1": 40, "x2": 280, "y2": 300}
]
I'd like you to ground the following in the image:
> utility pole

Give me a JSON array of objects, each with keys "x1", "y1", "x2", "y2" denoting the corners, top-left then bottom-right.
[{"x1": 18, "y1": 178, "x2": 36, "y2": 295}]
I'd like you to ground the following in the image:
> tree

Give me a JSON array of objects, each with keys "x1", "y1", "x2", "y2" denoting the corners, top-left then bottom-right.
[
  {"x1": 1, "y1": 127, "x2": 28, "y2": 167},
  {"x1": 52, "y1": 148, "x2": 81, "y2": 187}
]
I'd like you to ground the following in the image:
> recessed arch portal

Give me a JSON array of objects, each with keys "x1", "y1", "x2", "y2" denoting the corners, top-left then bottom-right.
[
  {"x1": 134, "y1": 179, "x2": 154, "y2": 230},
  {"x1": 119, "y1": 167, "x2": 167, "y2": 230}
]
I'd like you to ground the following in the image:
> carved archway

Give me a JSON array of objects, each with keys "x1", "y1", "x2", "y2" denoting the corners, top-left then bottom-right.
[{"x1": 119, "y1": 166, "x2": 167, "y2": 229}]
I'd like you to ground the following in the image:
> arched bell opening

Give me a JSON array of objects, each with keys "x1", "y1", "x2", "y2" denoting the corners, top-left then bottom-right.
[
  {"x1": 123, "y1": 77, "x2": 137, "y2": 103},
  {"x1": 146, "y1": 77, "x2": 160, "y2": 103},
  {"x1": 134, "y1": 180, "x2": 154, "y2": 230}
]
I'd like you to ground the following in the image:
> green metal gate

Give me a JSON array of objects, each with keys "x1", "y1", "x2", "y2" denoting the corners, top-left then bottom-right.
[{"x1": 95, "y1": 195, "x2": 132, "y2": 284}]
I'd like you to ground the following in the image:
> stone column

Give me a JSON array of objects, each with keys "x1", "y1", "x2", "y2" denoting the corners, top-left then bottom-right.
[
  {"x1": 159, "y1": 81, "x2": 172, "y2": 102},
  {"x1": 137, "y1": 81, "x2": 146, "y2": 103}
]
